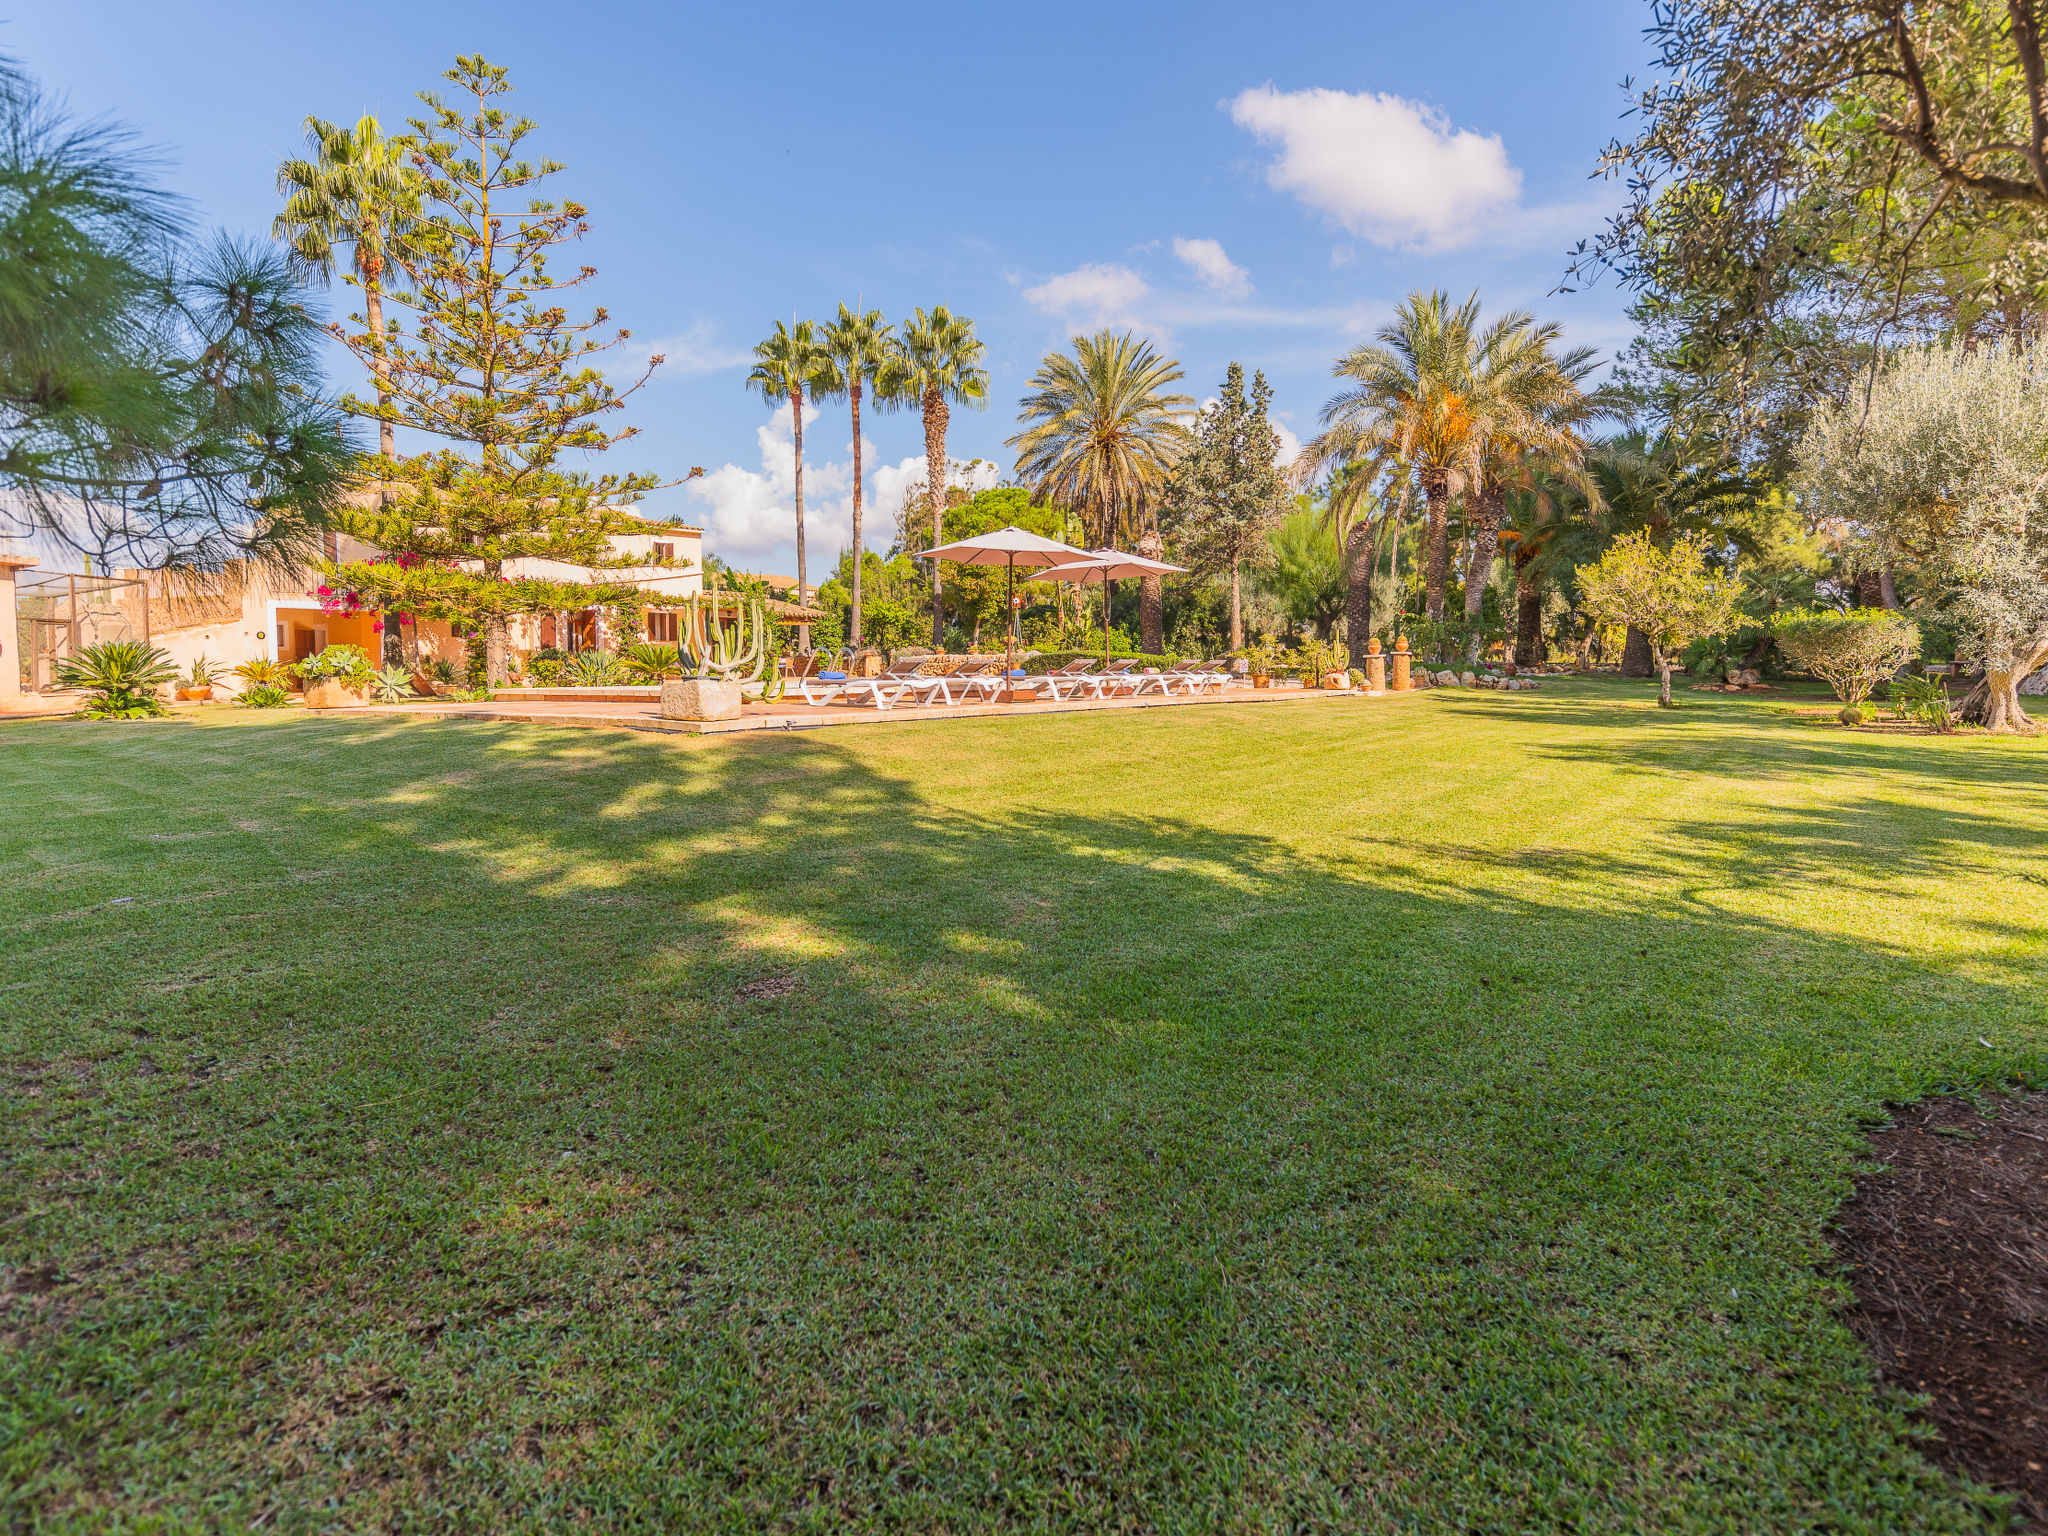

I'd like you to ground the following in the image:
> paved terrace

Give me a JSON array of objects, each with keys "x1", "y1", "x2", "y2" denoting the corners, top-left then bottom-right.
[{"x1": 335, "y1": 680, "x2": 1390, "y2": 735}]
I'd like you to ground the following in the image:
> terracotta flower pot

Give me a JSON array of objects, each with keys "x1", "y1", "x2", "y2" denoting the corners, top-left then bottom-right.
[
  {"x1": 1394, "y1": 634, "x2": 1410, "y2": 652},
  {"x1": 1366, "y1": 638, "x2": 1382, "y2": 656},
  {"x1": 1251, "y1": 674, "x2": 1272, "y2": 690},
  {"x1": 303, "y1": 679, "x2": 367, "y2": 709},
  {"x1": 176, "y1": 686, "x2": 212, "y2": 701}
]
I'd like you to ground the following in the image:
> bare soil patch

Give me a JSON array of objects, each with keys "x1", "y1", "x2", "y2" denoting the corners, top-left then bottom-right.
[{"x1": 1835, "y1": 1090, "x2": 2048, "y2": 1526}]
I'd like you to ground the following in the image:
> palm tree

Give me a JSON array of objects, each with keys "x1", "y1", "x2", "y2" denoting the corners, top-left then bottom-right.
[
  {"x1": 1305, "y1": 291, "x2": 1490, "y2": 628},
  {"x1": 275, "y1": 115, "x2": 421, "y2": 665},
  {"x1": 894, "y1": 306, "x2": 990, "y2": 646},
  {"x1": 274, "y1": 115, "x2": 420, "y2": 483},
  {"x1": 1499, "y1": 476, "x2": 1604, "y2": 667},
  {"x1": 1315, "y1": 457, "x2": 1398, "y2": 668},
  {"x1": 746, "y1": 318, "x2": 834, "y2": 650},
  {"x1": 1460, "y1": 333, "x2": 1610, "y2": 652},
  {"x1": 1009, "y1": 330, "x2": 1193, "y2": 651},
  {"x1": 817, "y1": 304, "x2": 895, "y2": 649}
]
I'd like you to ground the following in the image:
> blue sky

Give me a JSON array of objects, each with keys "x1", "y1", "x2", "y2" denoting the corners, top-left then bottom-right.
[{"x1": 16, "y1": 0, "x2": 1650, "y2": 574}]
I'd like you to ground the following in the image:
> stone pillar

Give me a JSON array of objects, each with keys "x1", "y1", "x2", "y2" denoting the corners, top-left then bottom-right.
[
  {"x1": 0, "y1": 556, "x2": 36, "y2": 700},
  {"x1": 1366, "y1": 653, "x2": 1386, "y2": 693},
  {"x1": 1391, "y1": 649, "x2": 1412, "y2": 692}
]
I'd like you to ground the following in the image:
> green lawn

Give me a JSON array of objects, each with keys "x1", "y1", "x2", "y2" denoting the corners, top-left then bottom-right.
[{"x1": 2, "y1": 682, "x2": 2044, "y2": 1533}]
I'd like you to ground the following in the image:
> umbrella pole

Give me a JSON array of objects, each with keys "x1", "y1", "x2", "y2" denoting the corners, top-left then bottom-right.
[
  {"x1": 1104, "y1": 577, "x2": 1112, "y2": 668},
  {"x1": 1006, "y1": 558, "x2": 1015, "y2": 677}
]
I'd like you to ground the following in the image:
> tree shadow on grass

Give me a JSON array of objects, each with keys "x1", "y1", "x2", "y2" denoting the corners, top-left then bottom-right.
[{"x1": 0, "y1": 713, "x2": 2042, "y2": 1534}]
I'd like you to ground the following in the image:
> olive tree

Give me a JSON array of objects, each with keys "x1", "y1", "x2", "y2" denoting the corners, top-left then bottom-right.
[
  {"x1": 1796, "y1": 340, "x2": 2048, "y2": 732},
  {"x1": 1575, "y1": 531, "x2": 1741, "y2": 706},
  {"x1": 1772, "y1": 608, "x2": 1920, "y2": 703}
]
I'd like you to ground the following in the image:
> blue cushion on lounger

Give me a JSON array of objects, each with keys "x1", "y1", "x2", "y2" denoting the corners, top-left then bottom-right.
[
  {"x1": 1007, "y1": 668, "x2": 1026, "y2": 678},
  {"x1": 818, "y1": 670, "x2": 847, "y2": 680}
]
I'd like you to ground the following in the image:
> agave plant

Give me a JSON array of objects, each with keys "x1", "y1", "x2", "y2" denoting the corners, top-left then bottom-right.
[
  {"x1": 369, "y1": 665, "x2": 416, "y2": 703},
  {"x1": 566, "y1": 649, "x2": 625, "y2": 687},
  {"x1": 622, "y1": 642, "x2": 683, "y2": 680},
  {"x1": 56, "y1": 641, "x2": 177, "y2": 719}
]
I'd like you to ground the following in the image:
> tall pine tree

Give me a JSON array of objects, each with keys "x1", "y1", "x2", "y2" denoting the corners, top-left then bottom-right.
[
  {"x1": 1162, "y1": 363, "x2": 1285, "y2": 650},
  {"x1": 329, "y1": 56, "x2": 675, "y2": 683}
]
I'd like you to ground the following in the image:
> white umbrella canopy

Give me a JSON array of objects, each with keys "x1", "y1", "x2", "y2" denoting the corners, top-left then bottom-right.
[
  {"x1": 916, "y1": 525, "x2": 1099, "y2": 672},
  {"x1": 917, "y1": 525, "x2": 1099, "y2": 567},
  {"x1": 1030, "y1": 548, "x2": 1189, "y2": 667}
]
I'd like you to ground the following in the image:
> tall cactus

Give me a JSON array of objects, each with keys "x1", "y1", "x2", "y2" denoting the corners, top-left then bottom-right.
[{"x1": 681, "y1": 570, "x2": 772, "y2": 683}]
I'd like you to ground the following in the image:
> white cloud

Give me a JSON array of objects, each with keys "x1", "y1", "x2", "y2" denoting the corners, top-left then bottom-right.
[
  {"x1": 685, "y1": 405, "x2": 1003, "y2": 564},
  {"x1": 872, "y1": 456, "x2": 1003, "y2": 545},
  {"x1": 1172, "y1": 237, "x2": 1252, "y2": 299},
  {"x1": 1021, "y1": 262, "x2": 1151, "y2": 328},
  {"x1": 685, "y1": 402, "x2": 853, "y2": 562},
  {"x1": 1228, "y1": 85, "x2": 1522, "y2": 251},
  {"x1": 1272, "y1": 418, "x2": 1302, "y2": 467},
  {"x1": 622, "y1": 319, "x2": 754, "y2": 379}
]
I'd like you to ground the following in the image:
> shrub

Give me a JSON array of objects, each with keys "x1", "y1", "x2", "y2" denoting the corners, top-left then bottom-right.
[
  {"x1": 1773, "y1": 608, "x2": 1920, "y2": 703},
  {"x1": 235, "y1": 682, "x2": 292, "y2": 709},
  {"x1": 1838, "y1": 703, "x2": 1874, "y2": 726},
  {"x1": 860, "y1": 600, "x2": 926, "y2": 654},
  {"x1": 622, "y1": 642, "x2": 683, "y2": 680},
  {"x1": 56, "y1": 641, "x2": 177, "y2": 719},
  {"x1": 528, "y1": 657, "x2": 566, "y2": 686},
  {"x1": 1291, "y1": 637, "x2": 1345, "y2": 683},
  {"x1": 180, "y1": 653, "x2": 219, "y2": 690},
  {"x1": 1887, "y1": 672, "x2": 1959, "y2": 732},
  {"x1": 230, "y1": 657, "x2": 286, "y2": 688},
  {"x1": 566, "y1": 649, "x2": 627, "y2": 686},
  {"x1": 420, "y1": 657, "x2": 457, "y2": 685},
  {"x1": 289, "y1": 644, "x2": 377, "y2": 689}
]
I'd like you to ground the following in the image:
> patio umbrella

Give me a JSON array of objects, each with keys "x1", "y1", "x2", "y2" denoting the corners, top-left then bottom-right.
[
  {"x1": 1031, "y1": 548, "x2": 1188, "y2": 669},
  {"x1": 916, "y1": 525, "x2": 1098, "y2": 675}
]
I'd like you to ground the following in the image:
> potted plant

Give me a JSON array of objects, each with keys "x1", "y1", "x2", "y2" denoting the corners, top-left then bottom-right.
[
  {"x1": 290, "y1": 643, "x2": 377, "y2": 708},
  {"x1": 1366, "y1": 637, "x2": 1382, "y2": 656},
  {"x1": 1244, "y1": 641, "x2": 1277, "y2": 689},
  {"x1": 175, "y1": 653, "x2": 218, "y2": 701}
]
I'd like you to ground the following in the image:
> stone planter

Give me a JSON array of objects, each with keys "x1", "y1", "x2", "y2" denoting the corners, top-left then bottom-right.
[
  {"x1": 303, "y1": 679, "x2": 366, "y2": 709},
  {"x1": 1251, "y1": 674, "x2": 1272, "y2": 690},
  {"x1": 661, "y1": 677, "x2": 742, "y2": 721}
]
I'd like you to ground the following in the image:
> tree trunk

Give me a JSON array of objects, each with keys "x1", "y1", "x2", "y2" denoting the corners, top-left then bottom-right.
[
  {"x1": 1229, "y1": 557, "x2": 1243, "y2": 651},
  {"x1": 363, "y1": 270, "x2": 406, "y2": 670},
  {"x1": 483, "y1": 559, "x2": 507, "y2": 687},
  {"x1": 1344, "y1": 518, "x2": 1374, "y2": 669},
  {"x1": 1421, "y1": 469, "x2": 1450, "y2": 624},
  {"x1": 1878, "y1": 567, "x2": 1900, "y2": 610},
  {"x1": 791, "y1": 392, "x2": 809, "y2": 653},
  {"x1": 1462, "y1": 494, "x2": 1501, "y2": 664},
  {"x1": 1853, "y1": 569, "x2": 1884, "y2": 608},
  {"x1": 1137, "y1": 527, "x2": 1163, "y2": 654},
  {"x1": 1621, "y1": 625, "x2": 1654, "y2": 678},
  {"x1": 1981, "y1": 638, "x2": 2048, "y2": 730},
  {"x1": 848, "y1": 382, "x2": 864, "y2": 648},
  {"x1": 925, "y1": 389, "x2": 948, "y2": 648},
  {"x1": 1513, "y1": 554, "x2": 1543, "y2": 667},
  {"x1": 1656, "y1": 652, "x2": 1675, "y2": 707}
]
